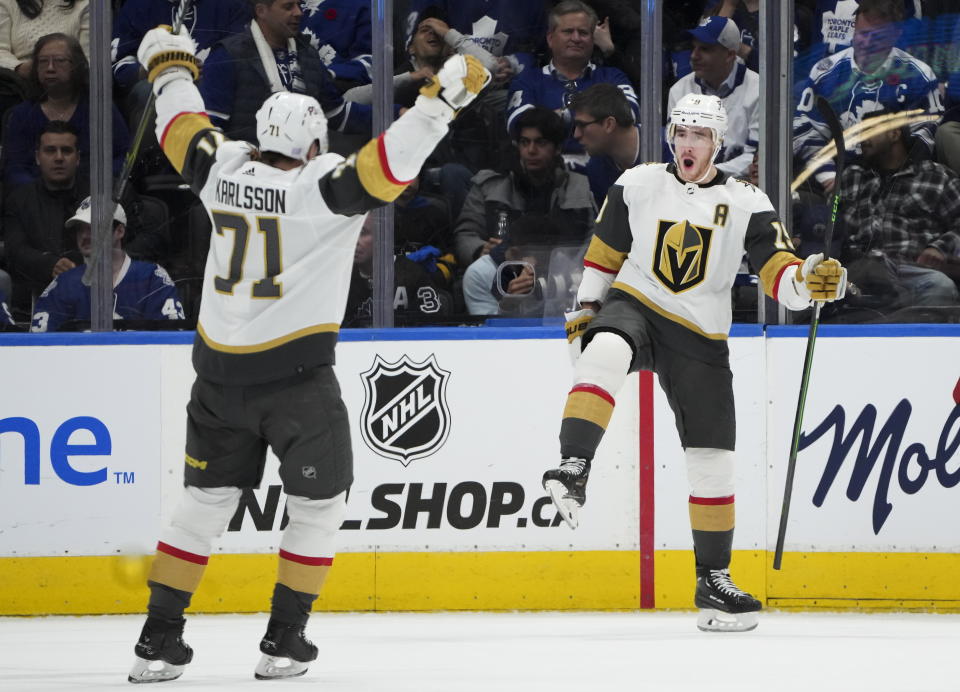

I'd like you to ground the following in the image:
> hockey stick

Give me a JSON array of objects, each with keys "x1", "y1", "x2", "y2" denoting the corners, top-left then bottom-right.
[
  {"x1": 773, "y1": 95, "x2": 844, "y2": 571},
  {"x1": 82, "y1": 0, "x2": 195, "y2": 287}
]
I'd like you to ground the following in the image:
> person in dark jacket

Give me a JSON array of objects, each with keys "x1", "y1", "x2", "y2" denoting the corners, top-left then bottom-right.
[
  {"x1": 3, "y1": 120, "x2": 86, "y2": 304},
  {"x1": 199, "y1": 0, "x2": 371, "y2": 146},
  {"x1": 0, "y1": 32, "x2": 130, "y2": 191}
]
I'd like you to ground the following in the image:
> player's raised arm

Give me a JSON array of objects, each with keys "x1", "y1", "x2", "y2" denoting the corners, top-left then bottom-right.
[
  {"x1": 137, "y1": 26, "x2": 228, "y2": 194},
  {"x1": 318, "y1": 54, "x2": 491, "y2": 216}
]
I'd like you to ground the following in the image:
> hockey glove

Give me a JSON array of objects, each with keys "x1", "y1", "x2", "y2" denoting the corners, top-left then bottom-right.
[
  {"x1": 795, "y1": 253, "x2": 847, "y2": 302},
  {"x1": 564, "y1": 307, "x2": 595, "y2": 364},
  {"x1": 414, "y1": 54, "x2": 491, "y2": 123},
  {"x1": 137, "y1": 25, "x2": 201, "y2": 92}
]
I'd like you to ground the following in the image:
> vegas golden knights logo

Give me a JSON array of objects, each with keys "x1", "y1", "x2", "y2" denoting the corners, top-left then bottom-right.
[{"x1": 653, "y1": 219, "x2": 713, "y2": 293}]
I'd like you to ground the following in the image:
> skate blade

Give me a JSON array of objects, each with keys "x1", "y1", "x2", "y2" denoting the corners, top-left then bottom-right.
[
  {"x1": 544, "y1": 480, "x2": 580, "y2": 529},
  {"x1": 696, "y1": 608, "x2": 759, "y2": 633},
  {"x1": 254, "y1": 653, "x2": 310, "y2": 680},
  {"x1": 127, "y1": 656, "x2": 185, "y2": 684}
]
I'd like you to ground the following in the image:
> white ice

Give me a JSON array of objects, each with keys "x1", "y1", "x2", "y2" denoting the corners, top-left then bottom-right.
[{"x1": 1, "y1": 611, "x2": 957, "y2": 691}]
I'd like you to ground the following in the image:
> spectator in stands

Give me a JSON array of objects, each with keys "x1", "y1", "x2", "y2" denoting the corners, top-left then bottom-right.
[
  {"x1": 345, "y1": 6, "x2": 509, "y2": 107},
  {"x1": 457, "y1": 107, "x2": 595, "y2": 314},
  {"x1": 3, "y1": 120, "x2": 85, "y2": 303},
  {"x1": 343, "y1": 214, "x2": 452, "y2": 327},
  {"x1": 394, "y1": 173, "x2": 457, "y2": 290},
  {"x1": 112, "y1": 0, "x2": 249, "y2": 96},
  {"x1": 300, "y1": 0, "x2": 372, "y2": 88},
  {"x1": 840, "y1": 111, "x2": 960, "y2": 311},
  {"x1": 793, "y1": 0, "x2": 942, "y2": 194},
  {"x1": 30, "y1": 196, "x2": 184, "y2": 332},
  {"x1": 1, "y1": 32, "x2": 130, "y2": 191},
  {"x1": 404, "y1": 0, "x2": 547, "y2": 76},
  {"x1": 199, "y1": 0, "x2": 371, "y2": 147},
  {"x1": 567, "y1": 83, "x2": 641, "y2": 207},
  {"x1": 0, "y1": 0, "x2": 89, "y2": 78},
  {"x1": 506, "y1": 0, "x2": 638, "y2": 169},
  {"x1": 578, "y1": 0, "x2": 643, "y2": 89},
  {"x1": 111, "y1": 0, "x2": 249, "y2": 135},
  {"x1": 667, "y1": 16, "x2": 759, "y2": 180}
]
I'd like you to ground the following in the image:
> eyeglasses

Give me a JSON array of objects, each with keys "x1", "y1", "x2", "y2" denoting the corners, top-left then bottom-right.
[
  {"x1": 572, "y1": 118, "x2": 600, "y2": 130},
  {"x1": 37, "y1": 56, "x2": 72, "y2": 68}
]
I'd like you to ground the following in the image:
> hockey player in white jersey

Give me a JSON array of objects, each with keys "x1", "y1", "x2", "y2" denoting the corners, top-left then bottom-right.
[
  {"x1": 127, "y1": 26, "x2": 489, "y2": 684},
  {"x1": 544, "y1": 94, "x2": 846, "y2": 632}
]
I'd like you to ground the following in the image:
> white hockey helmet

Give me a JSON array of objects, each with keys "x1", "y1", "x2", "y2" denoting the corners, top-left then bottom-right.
[
  {"x1": 255, "y1": 92, "x2": 328, "y2": 162},
  {"x1": 667, "y1": 93, "x2": 728, "y2": 163}
]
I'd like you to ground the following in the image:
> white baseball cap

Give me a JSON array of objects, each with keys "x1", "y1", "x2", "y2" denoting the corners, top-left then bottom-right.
[{"x1": 65, "y1": 196, "x2": 126, "y2": 229}]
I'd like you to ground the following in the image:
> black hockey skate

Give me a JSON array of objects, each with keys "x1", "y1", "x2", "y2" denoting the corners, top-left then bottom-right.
[
  {"x1": 254, "y1": 619, "x2": 318, "y2": 680},
  {"x1": 127, "y1": 616, "x2": 193, "y2": 684},
  {"x1": 543, "y1": 457, "x2": 591, "y2": 529},
  {"x1": 694, "y1": 567, "x2": 762, "y2": 633}
]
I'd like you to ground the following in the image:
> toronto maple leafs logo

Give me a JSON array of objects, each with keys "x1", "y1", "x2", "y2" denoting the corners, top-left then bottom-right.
[{"x1": 360, "y1": 354, "x2": 451, "y2": 466}]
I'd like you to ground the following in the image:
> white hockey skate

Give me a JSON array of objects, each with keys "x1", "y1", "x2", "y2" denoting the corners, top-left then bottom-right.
[
  {"x1": 254, "y1": 620, "x2": 317, "y2": 680},
  {"x1": 542, "y1": 457, "x2": 591, "y2": 529},
  {"x1": 128, "y1": 657, "x2": 187, "y2": 684},
  {"x1": 694, "y1": 567, "x2": 761, "y2": 633}
]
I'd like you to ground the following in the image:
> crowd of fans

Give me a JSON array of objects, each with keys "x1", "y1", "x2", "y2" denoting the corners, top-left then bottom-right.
[{"x1": 0, "y1": 0, "x2": 958, "y2": 332}]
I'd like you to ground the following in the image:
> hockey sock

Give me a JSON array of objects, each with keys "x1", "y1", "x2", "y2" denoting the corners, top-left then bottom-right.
[
  {"x1": 559, "y1": 332, "x2": 632, "y2": 459},
  {"x1": 269, "y1": 582, "x2": 318, "y2": 627},
  {"x1": 689, "y1": 495, "x2": 734, "y2": 569},
  {"x1": 559, "y1": 384, "x2": 615, "y2": 459},
  {"x1": 146, "y1": 581, "x2": 193, "y2": 621}
]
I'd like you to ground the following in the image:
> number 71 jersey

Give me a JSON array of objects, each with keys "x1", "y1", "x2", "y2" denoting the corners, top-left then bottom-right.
[{"x1": 195, "y1": 142, "x2": 366, "y2": 383}]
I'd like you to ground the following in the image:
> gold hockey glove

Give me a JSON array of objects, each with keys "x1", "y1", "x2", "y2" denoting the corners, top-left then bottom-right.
[
  {"x1": 137, "y1": 26, "x2": 201, "y2": 89},
  {"x1": 796, "y1": 253, "x2": 847, "y2": 302}
]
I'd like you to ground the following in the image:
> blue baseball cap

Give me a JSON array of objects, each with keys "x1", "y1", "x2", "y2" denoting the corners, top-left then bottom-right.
[{"x1": 683, "y1": 16, "x2": 740, "y2": 52}]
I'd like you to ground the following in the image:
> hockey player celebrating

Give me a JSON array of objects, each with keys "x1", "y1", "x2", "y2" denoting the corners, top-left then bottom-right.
[
  {"x1": 544, "y1": 94, "x2": 846, "y2": 632},
  {"x1": 127, "y1": 26, "x2": 489, "y2": 683}
]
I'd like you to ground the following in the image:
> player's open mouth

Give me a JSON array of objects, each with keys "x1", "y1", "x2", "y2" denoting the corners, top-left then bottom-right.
[{"x1": 682, "y1": 157, "x2": 695, "y2": 169}]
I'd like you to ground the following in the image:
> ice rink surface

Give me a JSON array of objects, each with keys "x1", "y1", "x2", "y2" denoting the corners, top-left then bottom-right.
[{"x1": 2, "y1": 610, "x2": 957, "y2": 691}]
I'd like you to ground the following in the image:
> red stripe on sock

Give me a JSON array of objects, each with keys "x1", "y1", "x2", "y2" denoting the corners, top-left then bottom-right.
[
  {"x1": 689, "y1": 495, "x2": 735, "y2": 506},
  {"x1": 569, "y1": 383, "x2": 615, "y2": 407},
  {"x1": 156, "y1": 541, "x2": 209, "y2": 565},
  {"x1": 377, "y1": 134, "x2": 413, "y2": 186},
  {"x1": 279, "y1": 549, "x2": 334, "y2": 567}
]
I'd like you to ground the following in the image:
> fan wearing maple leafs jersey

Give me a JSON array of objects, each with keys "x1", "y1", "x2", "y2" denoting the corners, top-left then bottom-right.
[{"x1": 543, "y1": 94, "x2": 847, "y2": 634}]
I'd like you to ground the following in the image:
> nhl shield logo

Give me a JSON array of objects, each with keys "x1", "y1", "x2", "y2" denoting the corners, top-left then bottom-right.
[{"x1": 359, "y1": 354, "x2": 451, "y2": 466}]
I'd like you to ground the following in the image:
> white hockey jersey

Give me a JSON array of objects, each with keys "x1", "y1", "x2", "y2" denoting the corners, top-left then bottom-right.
[
  {"x1": 581, "y1": 163, "x2": 799, "y2": 340},
  {"x1": 153, "y1": 77, "x2": 449, "y2": 384}
]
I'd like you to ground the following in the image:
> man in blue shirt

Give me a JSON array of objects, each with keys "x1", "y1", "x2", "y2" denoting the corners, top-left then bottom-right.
[
  {"x1": 567, "y1": 83, "x2": 642, "y2": 207},
  {"x1": 506, "y1": 0, "x2": 638, "y2": 169},
  {"x1": 30, "y1": 198, "x2": 184, "y2": 332}
]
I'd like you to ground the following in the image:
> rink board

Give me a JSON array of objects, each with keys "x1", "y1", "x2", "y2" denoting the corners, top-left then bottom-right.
[{"x1": 0, "y1": 326, "x2": 958, "y2": 614}]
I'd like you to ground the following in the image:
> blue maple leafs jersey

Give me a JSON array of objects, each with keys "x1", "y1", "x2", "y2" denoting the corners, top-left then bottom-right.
[
  {"x1": 793, "y1": 46, "x2": 942, "y2": 183},
  {"x1": 301, "y1": 0, "x2": 373, "y2": 84},
  {"x1": 30, "y1": 258, "x2": 184, "y2": 333}
]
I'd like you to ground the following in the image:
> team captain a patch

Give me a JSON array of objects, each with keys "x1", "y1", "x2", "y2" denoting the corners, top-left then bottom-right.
[{"x1": 360, "y1": 354, "x2": 451, "y2": 466}]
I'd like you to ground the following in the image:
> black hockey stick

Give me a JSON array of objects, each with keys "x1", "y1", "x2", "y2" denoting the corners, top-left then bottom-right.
[
  {"x1": 83, "y1": 0, "x2": 194, "y2": 287},
  {"x1": 773, "y1": 95, "x2": 844, "y2": 571}
]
